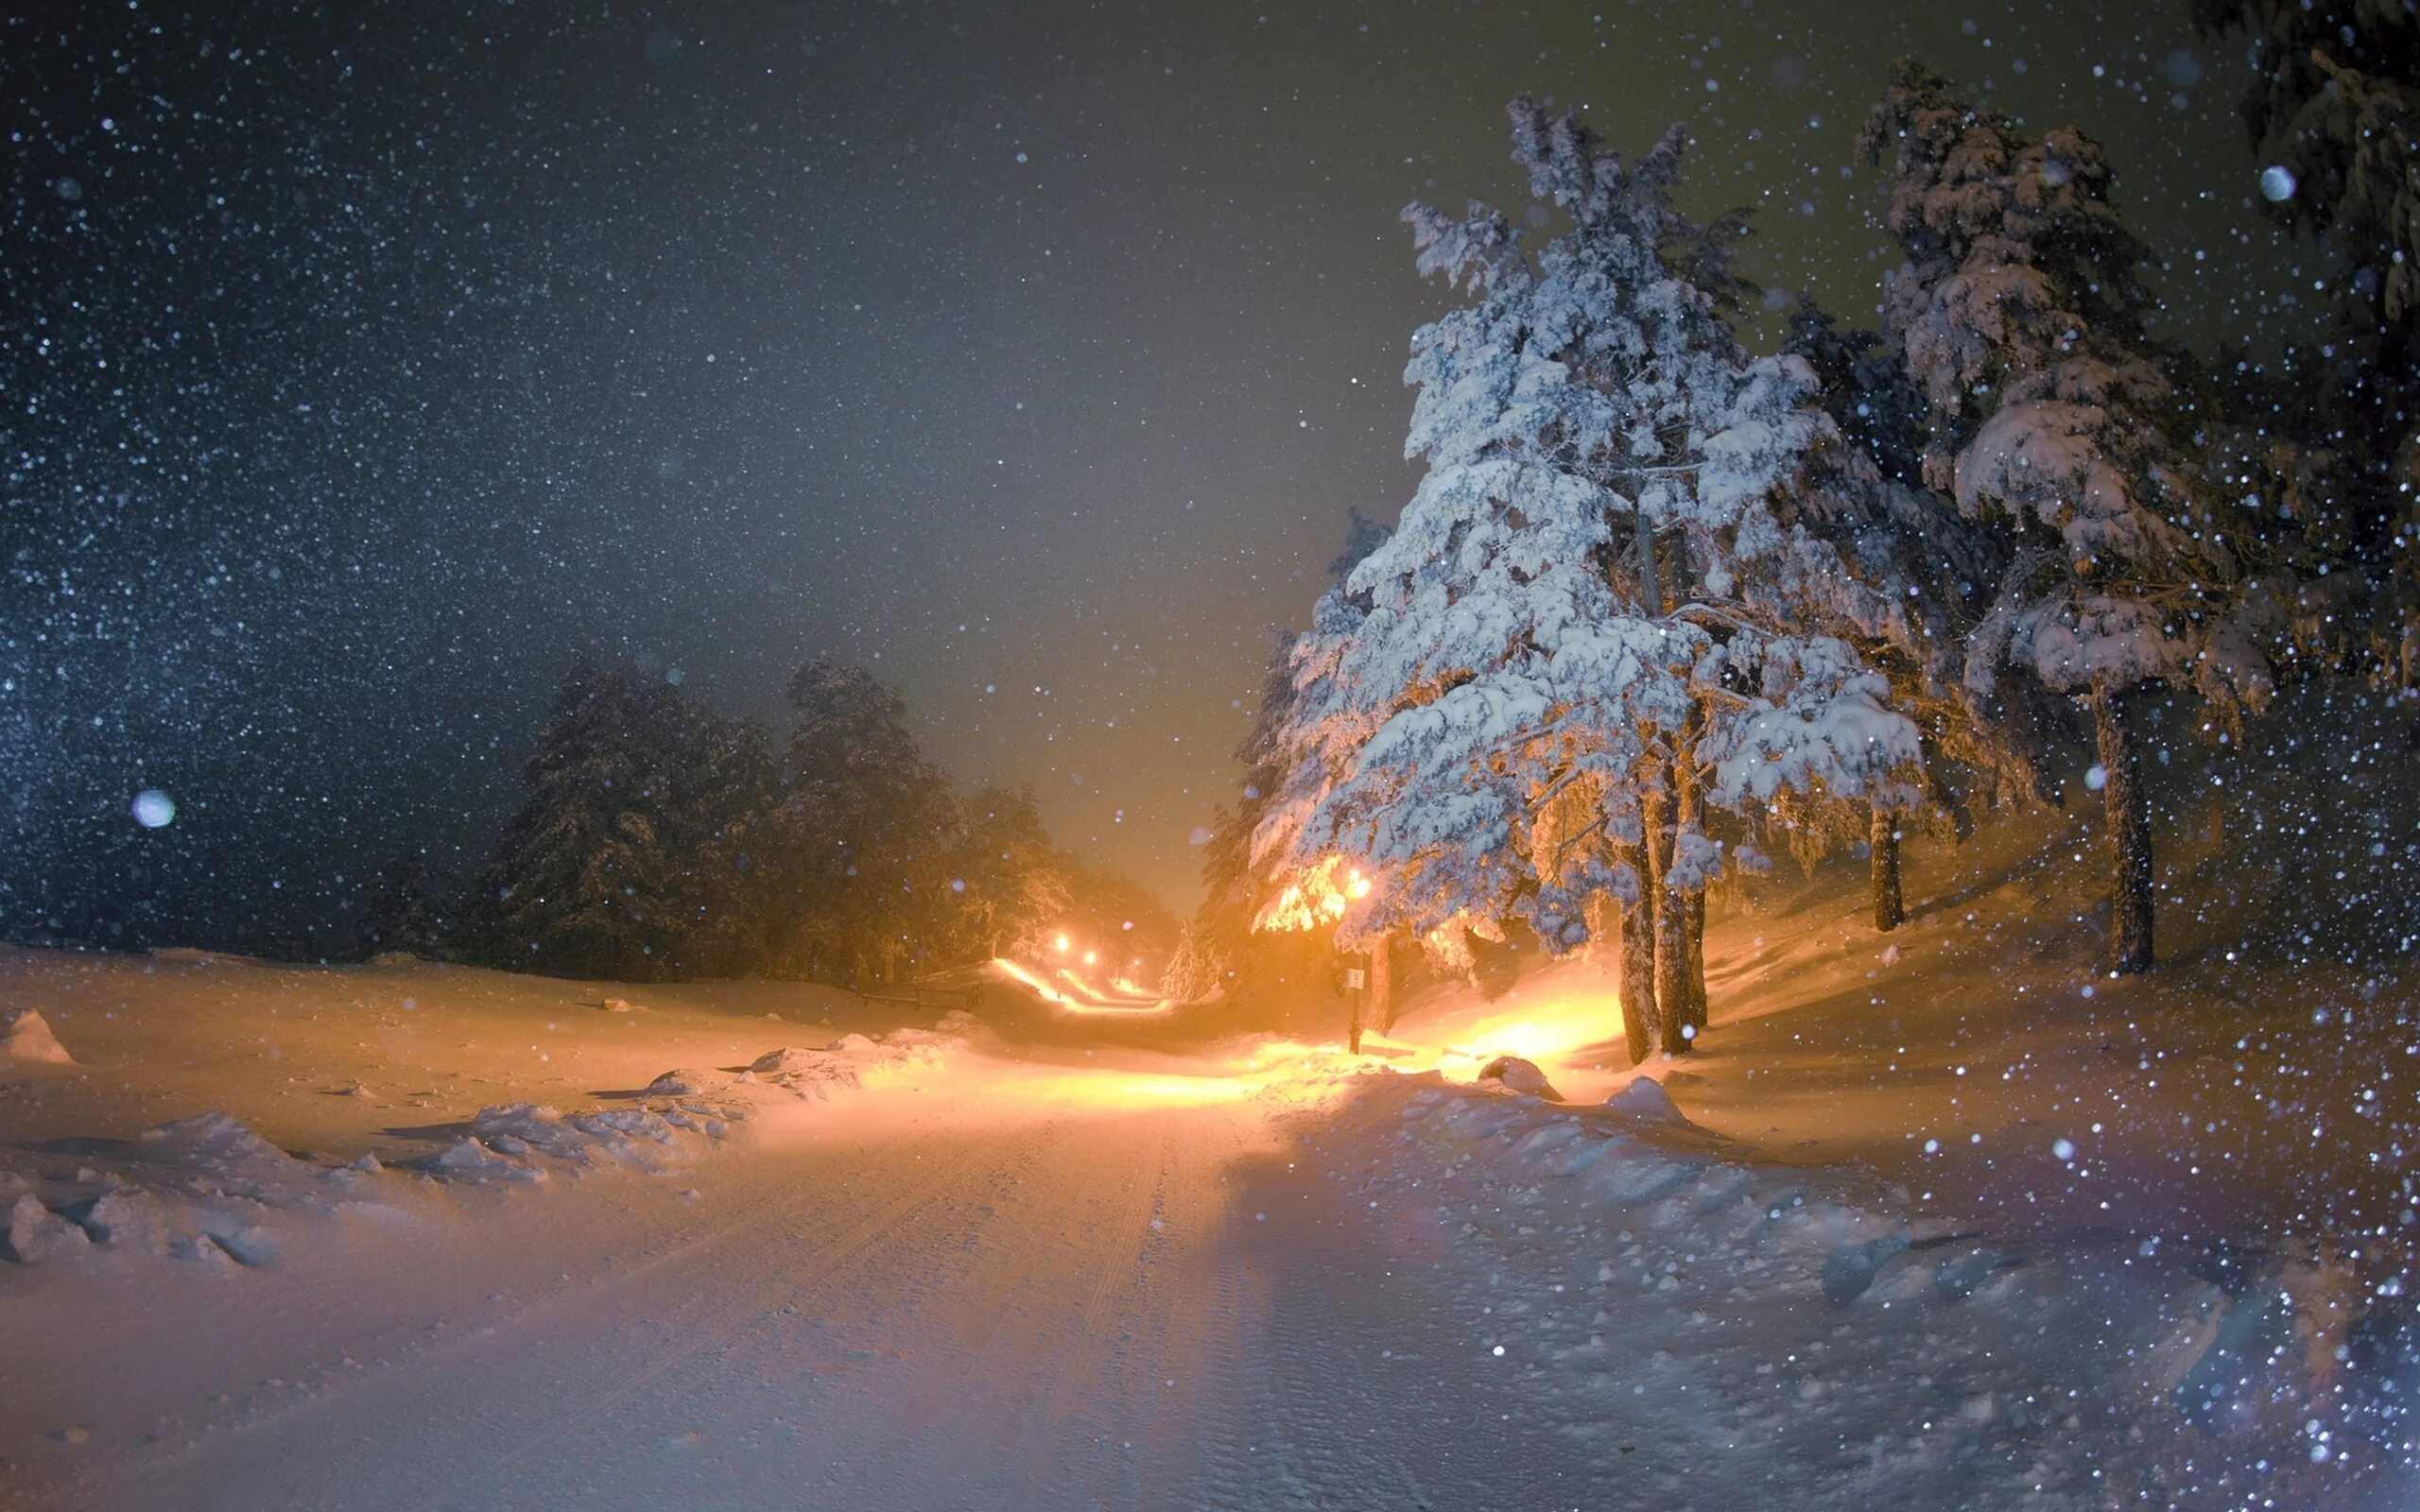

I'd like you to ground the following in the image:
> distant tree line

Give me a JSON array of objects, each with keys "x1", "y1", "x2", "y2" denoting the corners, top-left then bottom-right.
[
  {"x1": 1172, "y1": 44, "x2": 2420, "y2": 1055},
  {"x1": 363, "y1": 656, "x2": 1172, "y2": 985}
]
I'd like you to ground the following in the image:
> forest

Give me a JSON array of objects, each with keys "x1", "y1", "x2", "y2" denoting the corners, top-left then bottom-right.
[
  {"x1": 1169, "y1": 50, "x2": 2420, "y2": 1061},
  {"x1": 362, "y1": 655, "x2": 1175, "y2": 986}
]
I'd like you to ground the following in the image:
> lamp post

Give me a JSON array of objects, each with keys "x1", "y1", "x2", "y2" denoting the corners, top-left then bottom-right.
[{"x1": 1344, "y1": 957, "x2": 1367, "y2": 1055}]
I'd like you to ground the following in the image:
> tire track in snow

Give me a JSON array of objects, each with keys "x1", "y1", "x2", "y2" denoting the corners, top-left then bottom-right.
[
  {"x1": 84, "y1": 1121, "x2": 1065, "y2": 1512},
  {"x1": 418, "y1": 1125, "x2": 1062, "y2": 1510},
  {"x1": 1010, "y1": 1110, "x2": 1170, "y2": 1503},
  {"x1": 1261, "y1": 1263, "x2": 1435, "y2": 1509},
  {"x1": 768, "y1": 1125, "x2": 1097, "y2": 1509},
  {"x1": 1130, "y1": 1113, "x2": 1266, "y2": 1511}
]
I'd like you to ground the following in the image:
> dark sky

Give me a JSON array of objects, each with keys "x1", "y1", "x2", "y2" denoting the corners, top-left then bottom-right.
[{"x1": 0, "y1": 0, "x2": 2313, "y2": 948}]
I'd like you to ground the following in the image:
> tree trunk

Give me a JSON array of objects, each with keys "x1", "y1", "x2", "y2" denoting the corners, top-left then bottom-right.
[
  {"x1": 1369, "y1": 931, "x2": 1395, "y2": 1034},
  {"x1": 1683, "y1": 890, "x2": 1708, "y2": 1035},
  {"x1": 1645, "y1": 763, "x2": 1691, "y2": 1057},
  {"x1": 2091, "y1": 679, "x2": 2153, "y2": 975},
  {"x1": 1870, "y1": 802, "x2": 1904, "y2": 933},
  {"x1": 1673, "y1": 716, "x2": 1709, "y2": 1037},
  {"x1": 1615, "y1": 851, "x2": 1657, "y2": 1065}
]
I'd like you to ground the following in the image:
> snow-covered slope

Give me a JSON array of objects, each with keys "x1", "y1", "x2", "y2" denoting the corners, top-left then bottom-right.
[
  {"x1": 0, "y1": 948, "x2": 983, "y2": 1278},
  {"x1": 4, "y1": 685, "x2": 2414, "y2": 1511},
  {"x1": 1368, "y1": 686, "x2": 2420, "y2": 1246},
  {"x1": 1329, "y1": 1070, "x2": 2411, "y2": 1508}
]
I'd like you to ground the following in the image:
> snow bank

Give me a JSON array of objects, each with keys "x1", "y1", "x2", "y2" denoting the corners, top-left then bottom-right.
[
  {"x1": 0, "y1": 1108, "x2": 397, "y2": 1274},
  {"x1": 1322, "y1": 1072, "x2": 2417, "y2": 1509},
  {"x1": 411, "y1": 1017, "x2": 977, "y2": 1185},
  {"x1": 0, "y1": 1016, "x2": 980, "y2": 1279},
  {"x1": 741, "y1": 1012, "x2": 975, "y2": 1093}
]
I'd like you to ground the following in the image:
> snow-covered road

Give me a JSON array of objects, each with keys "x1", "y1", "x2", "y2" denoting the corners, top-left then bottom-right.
[
  {"x1": 10, "y1": 1086, "x2": 1603, "y2": 1512},
  {"x1": 8, "y1": 936, "x2": 2418, "y2": 1511}
]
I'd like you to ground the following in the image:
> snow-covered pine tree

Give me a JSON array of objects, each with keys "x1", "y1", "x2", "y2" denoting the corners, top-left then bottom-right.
[
  {"x1": 1167, "y1": 510, "x2": 1392, "y2": 1005},
  {"x1": 1859, "y1": 61, "x2": 2281, "y2": 974},
  {"x1": 1783, "y1": 297, "x2": 2058, "y2": 933},
  {"x1": 1258, "y1": 99, "x2": 1921, "y2": 1059}
]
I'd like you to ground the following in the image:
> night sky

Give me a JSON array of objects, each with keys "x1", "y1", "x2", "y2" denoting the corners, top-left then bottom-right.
[{"x1": 2, "y1": 0, "x2": 2316, "y2": 950}]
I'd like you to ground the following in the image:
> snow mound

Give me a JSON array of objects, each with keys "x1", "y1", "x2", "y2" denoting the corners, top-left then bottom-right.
[
  {"x1": 1, "y1": 1008, "x2": 74, "y2": 1065},
  {"x1": 468, "y1": 1104, "x2": 596, "y2": 1162},
  {"x1": 736, "y1": 1018, "x2": 977, "y2": 1098},
  {"x1": 748, "y1": 1045, "x2": 851, "y2": 1076},
  {"x1": 63, "y1": 1190, "x2": 166, "y2": 1252},
  {"x1": 3, "y1": 1193, "x2": 91, "y2": 1264},
  {"x1": 136, "y1": 1110, "x2": 317, "y2": 1199},
  {"x1": 1474, "y1": 1055, "x2": 1562, "y2": 1101},
  {"x1": 1818, "y1": 1230, "x2": 1912, "y2": 1304},
  {"x1": 166, "y1": 1234, "x2": 236, "y2": 1271},
  {"x1": 437, "y1": 1103, "x2": 696, "y2": 1178},
  {"x1": 424, "y1": 1138, "x2": 545, "y2": 1184},
  {"x1": 1600, "y1": 1076, "x2": 1686, "y2": 1125},
  {"x1": 418, "y1": 1023, "x2": 958, "y2": 1188},
  {"x1": 0, "y1": 1109, "x2": 363, "y2": 1274},
  {"x1": 201, "y1": 1222, "x2": 280, "y2": 1268}
]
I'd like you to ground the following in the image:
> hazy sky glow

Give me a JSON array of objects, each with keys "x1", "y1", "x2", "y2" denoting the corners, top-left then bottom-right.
[{"x1": 2, "y1": 0, "x2": 2310, "y2": 947}]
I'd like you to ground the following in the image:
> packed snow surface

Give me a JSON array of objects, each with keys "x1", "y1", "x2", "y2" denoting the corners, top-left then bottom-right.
[{"x1": 4, "y1": 764, "x2": 2418, "y2": 1512}]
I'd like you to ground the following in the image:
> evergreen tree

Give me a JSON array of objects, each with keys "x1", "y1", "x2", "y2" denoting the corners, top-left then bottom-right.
[
  {"x1": 1859, "y1": 60, "x2": 2283, "y2": 973},
  {"x1": 1258, "y1": 100, "x2": 1921, "y2": 1059},
  {"x1": 1169, "y1": 509, "x2": 1392, "y2": 1004},
  {"x1": 772, "y1": 660, "x2": 961, "y2": 986},
  {"x1": 947, "y1": 784, "x2": 1073, "y2": 962},
  {"x1": 664, "y1": 713, "x2": 781, "y2": 975},
  {"x1": 475, "y1": 658, "x2": 769, "y2": 979},
  {"x1": 356, "y1": 850, "x2": 457, "y2": 958},
  {"x1": 1781, "y1": 299, "x2": 2066, "y2": 931}
]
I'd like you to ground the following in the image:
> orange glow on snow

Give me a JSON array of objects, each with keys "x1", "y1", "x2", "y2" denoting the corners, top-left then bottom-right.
[
  {"x1": 1002, "y1": 1070, "x2": 1253, "y2": 1108},
  {"x1": 1451, "y1": 999, "x2": 1617, "y2": 1065},
  {"x1": 991, "y1": 957, "x2": 1072, "y2": 1004},
  {"x1": 991, "y1": 957, "x2": 1169, "y2": 1016},
  {"x1": 1365, "y1": 974, "x2": 1630, "y2": 1090},
  {"x1": 1052, "y1": 999, "x2": 1172, "y2": 1017},
  {"x1": 991, "y1": 1040, "x2": 1343, "y2": 1109}
]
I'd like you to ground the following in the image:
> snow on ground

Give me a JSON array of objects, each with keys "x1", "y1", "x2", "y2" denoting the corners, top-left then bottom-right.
[
  {"x1": 0, "y1": 933, "x2": 2413, "y2": 1508},
  {"x1": 0, "y1": 947, "x2": 987, "y2": 1280},
  {"x1": 5, "y1": 694, "x2": 2418, "y2": 1509},
  {"x1": 1327, "y1": 1070, "x2": 2414, "y2": 1509}
]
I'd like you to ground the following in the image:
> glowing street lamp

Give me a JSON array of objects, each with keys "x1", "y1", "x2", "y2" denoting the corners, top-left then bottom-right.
[
  {"x1": 1055, "y1": 934, "x2": 1071, "y2": 954},
  {"x1": 1252, "y1": 857, "x2": 1387, "y2": 1057}
]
